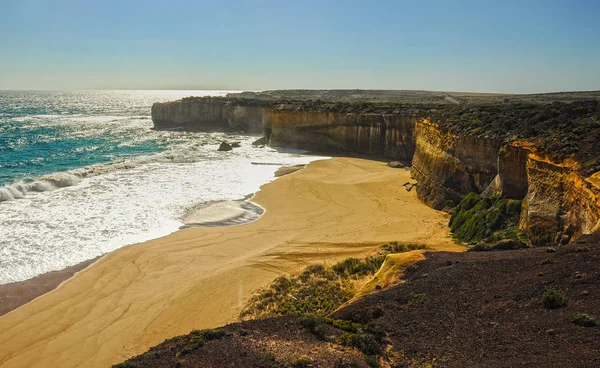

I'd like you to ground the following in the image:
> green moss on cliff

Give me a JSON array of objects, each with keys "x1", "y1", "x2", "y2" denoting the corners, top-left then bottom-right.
[{"x1": 449, "y1": 193, "x2": 526, "y2": 250}]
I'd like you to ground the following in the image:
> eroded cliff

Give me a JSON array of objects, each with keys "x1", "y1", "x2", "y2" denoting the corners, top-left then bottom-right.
[
  {"x1": 151, "y1": 97, "x2": 600, "y2": 245},
  {"x1": 520, "y1": 148, "x2": 600, "y2": 245},
  {"x1": 410, "y1": 119, "x2": 502, "y2": 209},
  {"x1": 264, "y1": 108, "x2": 416, "y2": 161},
  {"x1": 152, "y1": 97, "x2": 266, "y2": 133}
]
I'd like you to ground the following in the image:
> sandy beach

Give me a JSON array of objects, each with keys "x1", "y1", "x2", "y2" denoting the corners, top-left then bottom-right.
[{"x1": 0, "y1": 157, "x2": 460, "y2": 368}]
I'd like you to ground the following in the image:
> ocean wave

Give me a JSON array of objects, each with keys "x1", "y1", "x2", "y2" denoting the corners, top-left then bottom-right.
[
  {"x1": 0, "y1": 136, "x2": 256, "y2": 202},
  {"x1": 0, "y1": 173, "x2": 83, "y2": 202}
]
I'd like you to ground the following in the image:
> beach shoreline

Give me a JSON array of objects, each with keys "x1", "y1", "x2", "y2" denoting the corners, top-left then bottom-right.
[
  {"x1": 0, "y1": 157, "x2": 461, "y2": 368},
  {"x1": 0, "y1": 164, "x2": 311, "y2": 317},
  {"x1": 0, "y1": 257, "x2": 100, "y2": 317}
]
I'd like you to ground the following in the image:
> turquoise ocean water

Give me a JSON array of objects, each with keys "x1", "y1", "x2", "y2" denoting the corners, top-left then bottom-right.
[{"x1": 0, "y1": 90, "x2": 324, "y2": 284}]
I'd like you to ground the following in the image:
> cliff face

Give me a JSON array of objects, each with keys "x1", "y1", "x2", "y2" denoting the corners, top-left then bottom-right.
[
  {"x1": 151, "y1": 97, "x2": 600, "y2": 246},
  {"x1": 411, "y1": 119, "x2": 503, "y2": 209},
  {"x1": 520, "y1": 152, "x2": 600, "y2": 245},
  {"x1": 264, "y1": 109, "x2": 416, "y2": 161},
  {"x1": 152, "y1": 99, "x2": 264, "y2": 133}
]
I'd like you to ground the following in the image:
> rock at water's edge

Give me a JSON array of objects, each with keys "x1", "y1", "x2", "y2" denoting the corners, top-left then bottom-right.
[
  {"x1": 388, "y1": 161, "x2": 405, "y2": 168},
  {"x1": 252, "y1": 136, "x2": 268, "y2": 146},
  {"x1": 218, "y1": 142, "x2": 233, "y2": 151}
]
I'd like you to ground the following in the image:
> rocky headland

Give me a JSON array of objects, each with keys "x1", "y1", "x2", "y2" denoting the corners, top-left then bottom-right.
[{"x1": 152, "y1": 95, "x2": 600, "y2": 247}]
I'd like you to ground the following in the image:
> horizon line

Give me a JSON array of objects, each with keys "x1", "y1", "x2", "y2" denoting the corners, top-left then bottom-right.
[{"x1": 1, "y1": 88, "x2": 599, "y2": 96}]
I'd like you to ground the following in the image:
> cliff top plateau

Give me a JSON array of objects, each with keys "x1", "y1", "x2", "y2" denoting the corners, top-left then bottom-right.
[{"x1": 226, "y1": 89, "x2": 600, "y2": 105}]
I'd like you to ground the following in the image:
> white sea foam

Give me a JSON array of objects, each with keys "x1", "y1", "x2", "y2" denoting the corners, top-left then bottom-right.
[{"x1": 0, "y1": 139, "x2": 328, "y2": 284}]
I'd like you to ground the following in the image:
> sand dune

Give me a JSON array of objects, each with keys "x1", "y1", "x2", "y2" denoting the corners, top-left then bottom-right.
[{"x1": 0, "y1": 157, "x2": 459, "y2": 368}]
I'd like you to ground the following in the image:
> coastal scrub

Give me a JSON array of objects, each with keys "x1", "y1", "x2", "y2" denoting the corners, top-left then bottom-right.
[
  {"x1": 449, "y1": 192, "x2": 526, "y2": 250},
  {"x1": 240, "y1": 242, "x2": 427, "y2": 319}
]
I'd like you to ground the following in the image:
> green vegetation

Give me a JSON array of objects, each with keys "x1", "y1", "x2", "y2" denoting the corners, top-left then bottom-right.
[
  {"x1": 332, "y1": 256, "x2": 386, "y2": 278},
  {"x1": 112, "y1": 328, "x2": 228, "y2": 367},
  {"x1": 572, "y1": 313, "x2": 598, "y2": 327},
  {"x1": 296, "y1": 315, "x2": 387, "y2": 365},
  {"x1": 241, "y1": 242, "x2": 427, "y2": 319},
  {"x1": 177, "y1": 328, "x2": 227, "y2": 354},
  {"x1": 292, "y1": 356, "x2": 313, "y2": 368},
  {"x1": 338, "y1": 333, "x2": 382, "y2": 355},
  {"x1": 325, "y1": 317, "x2": 361, "y2": 332},
  {"x1": 236, "y1": 242, "x2": 429, "y2": 365},
  {"x1": 449, "y1": 192, "x2": 527, "y2": 250},
  {"x1": 364, "y1": 355, "x2": 380, "y2": 368},
  {"x1": 240, "y1": 265, "x2": 354, "y2": 319},
  {"x1": 542, "y1": 289, "x2": 568, "y2": 309},
  {"x1": 381, "y1": 242, "x2": 428, "y2": 253},
  {"x1": 298, "y1": 315, "x2": 360, "y2": 336}
]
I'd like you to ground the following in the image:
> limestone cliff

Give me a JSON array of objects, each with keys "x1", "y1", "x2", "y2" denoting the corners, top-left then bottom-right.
[
  {"x1": 410, "y1": 119, "x2": 502, "y2": 209},
  {"x1": 520, "y1": 148, "x2": 600, "y2": 245},
  {"x1": 152, "y1": 98, "x2": 265, "y2": 133},
  {"x1": 264, "y1": 108, "x2": 416, "y2": 161},
  {"x1": 151, "y1": 97, "x2": 600, "y2": 246}
]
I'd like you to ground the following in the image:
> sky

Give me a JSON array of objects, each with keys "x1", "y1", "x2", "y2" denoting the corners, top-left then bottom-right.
[{"x1": 0, "y1": 0, "x2": 599, "y2": 93}]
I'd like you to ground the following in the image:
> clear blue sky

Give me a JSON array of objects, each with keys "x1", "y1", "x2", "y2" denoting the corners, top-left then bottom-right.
[{"x1": 1, "y1": 0, "x2": 599, "y2": 93}]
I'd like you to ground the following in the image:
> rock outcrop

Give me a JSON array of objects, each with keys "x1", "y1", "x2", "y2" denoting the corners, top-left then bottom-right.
[
  {"x1": 520, "y1": 150, "x2": 600, "y2": 245},
  {"x1": 152, "y1": 97, "x2": 266, "y2": 133},
  {"x1": 410, "y1": 119, "x2": 502, "y2": 209},
  {"x1": 151, "y1": 97, "x2": 600, "y2": 246},
  {"x1": 264, "y1": 108, "x2": 416, "y2": 161},
  {"x1": 218, "y1": 142, "x2": 233, "y2": 151}
]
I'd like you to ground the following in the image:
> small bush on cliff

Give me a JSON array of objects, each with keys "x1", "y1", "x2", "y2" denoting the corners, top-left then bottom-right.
[
  {"x1": 332, "y1": 256, "x2": 387, "y2": 278},
  {"x1": 449, "y1": 193, "x2": 526, "y2": 249},
  {"x1": 338, "y1": 333, "x2": 382, "y2": 355},
  {"x1": 572, "y1": 313, "x2": 597, "y2": 327},
  {"x1": 542, "y1": 289, "x2": 568, "y2": 309}
]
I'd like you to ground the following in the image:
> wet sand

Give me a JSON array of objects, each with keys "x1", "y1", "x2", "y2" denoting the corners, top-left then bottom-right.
[
  {"x1": 0, "y1": 157, "x2": 460, "y2": 368},
  {"x1": 0, "y1": 258, "x2": 98, "y2": 317}
]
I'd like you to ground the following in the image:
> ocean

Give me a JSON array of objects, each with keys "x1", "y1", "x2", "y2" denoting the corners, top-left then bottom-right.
[{"x1": 0, "y1": 90, "x2": 324, "y2": 284}]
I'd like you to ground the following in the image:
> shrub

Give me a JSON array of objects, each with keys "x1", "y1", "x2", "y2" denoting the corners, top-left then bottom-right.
[
  {"x1": 381, "y1": 242, "x2": 428, "y2": 253},
  {"x1": 201, "y1": 328, "x2": 227, "y2": 340},
  {"x1": 293, "y1": 356, "x2": 313, "y2": 368},
  {"x1": 365, "y1": 355, "x2": 380, "y2": 367},
  {"x1": 365, "y1": 324, "x2": 386, "y2": 342},
  {"x1": 572, "y1": 313, "x2": 597, "y2": 327},
  {"x1": 371, "y1": 306, "x2": 384, "y2": 319},
  {"x1": 241, "y1": 268, "x2": 353, "y2": 319},
  {"x1": 299, "y1": 315, "x2": 322, "y2": 331},
  {"x1": 178, "y1": 328, "x2": 227, "y2": 354},
  {"x1": 332, "y1": 256, "x2": 386, "y2": 277},
  {"x1": 338, "y1": 333, "x2": 381, "y2": 355},
  {"x1": 325, "y1": 318, "x2": 361, "y2": 332},
  {"x1": 542, "y1": 289, "x2": 568, "y2": 309}
]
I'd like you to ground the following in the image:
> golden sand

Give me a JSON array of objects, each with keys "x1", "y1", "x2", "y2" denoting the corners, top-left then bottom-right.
[{"x1": 0, "y1": 157, "x2": 459, "y2": 368}]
